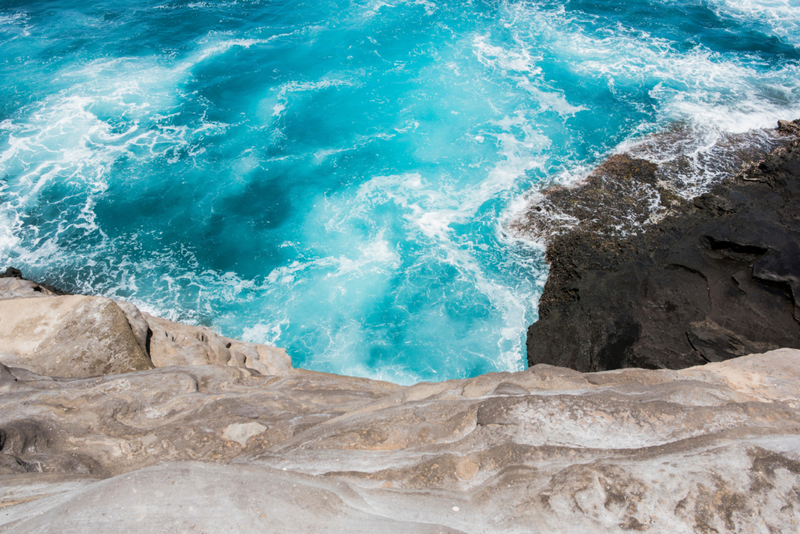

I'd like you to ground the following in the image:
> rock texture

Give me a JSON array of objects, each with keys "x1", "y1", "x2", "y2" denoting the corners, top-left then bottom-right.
[
  {"x1": 144, "y1": 312, "x2": 291, "y2": 376},
  {"x1": 523, "y1": 121, "x2": 800, "y2": 372},
  {"x1": 2, "y1": 341, "x2": 800, "y2": 532},
  {"x1": 0, "y1": 270, "x2": 291, "y2": 379},
  {"x1": 0, "y1": 296, "x2": 154, "y2": 378}
]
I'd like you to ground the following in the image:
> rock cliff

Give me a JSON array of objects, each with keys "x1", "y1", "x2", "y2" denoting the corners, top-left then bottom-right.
[
  {"x1": 1, "y1": 272, "x2": 800, "y2": 532},
  {"x1": 520, "y1": 121, "x2": 800, "y2": 372}
]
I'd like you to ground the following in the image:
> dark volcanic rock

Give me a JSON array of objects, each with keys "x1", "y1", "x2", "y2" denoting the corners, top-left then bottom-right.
[{"x1": 526, "y1": 122, "x2": 800, "y2": 372}]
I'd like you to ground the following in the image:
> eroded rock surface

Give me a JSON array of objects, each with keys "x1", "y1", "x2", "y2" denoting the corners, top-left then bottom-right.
[
  {"x1": 522, "y1": 121, "x2": 800, "y2": 372},
  {"x1": 0, "y1": 271, "x2": 291, "y2": 378},
  {"x1": 0, "y1": 296, "x2": 153, "y2": 378},
  {"x1": 144, "y1": 312, "x2": 292, "y2": 376},
  {"x1": 1, "y1": 346, "x2": 800, "y2": 533}
]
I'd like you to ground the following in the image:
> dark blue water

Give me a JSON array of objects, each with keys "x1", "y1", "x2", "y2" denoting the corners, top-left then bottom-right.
[{"x1": 1, "y1": 0, "x2": 799, "y2": 383}]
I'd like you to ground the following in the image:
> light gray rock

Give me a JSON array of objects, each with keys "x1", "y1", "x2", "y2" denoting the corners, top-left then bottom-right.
[
  {"x1": 0, "y1": 271, "x2": 292, "y2": 378},
  {"x1": 1, "y1": 348, "x2": 800, "y2": 532},
  {"x1": 223, "y1": 421, "x2": 268, "y2": 447},
  {"x1": 0, "y1": 463, "x2": 463, "y2": 534},
  {"x1": 0, "y1": 277, "x2": 57, "y2": 300},
  {"x1": 143, "y1": 312, "x2": 292, "y2": 376},
  {"x1": 113, "y1": 300, "x2": 150, "y2": 356},
  {"x1": 0, "y1": 296, "x2": 153, "y2": 378}
]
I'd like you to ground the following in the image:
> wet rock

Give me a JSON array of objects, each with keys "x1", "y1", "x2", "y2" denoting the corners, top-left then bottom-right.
[
  {"x1": 0, "y1": 267, "x2": 23, "y2": 279},
  {"x1": 778, "y1": 118, "x2": 800, "y2": 136}
]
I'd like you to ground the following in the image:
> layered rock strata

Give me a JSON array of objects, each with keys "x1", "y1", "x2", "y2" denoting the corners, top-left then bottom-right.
[
  {"x1": 0, "y1": 279, "x2": 800, "y2": 532},
  {"x1": 521, "y1": 121, "x2": 800, "y2": 372}
]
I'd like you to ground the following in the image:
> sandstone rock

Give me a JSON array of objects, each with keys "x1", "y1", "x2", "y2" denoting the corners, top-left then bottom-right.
[
  {"x1": 0, "y1": 276, "x2": 58, "y2": 300},
  {"x1": 0, "y1": 463, "x2": 463, "y2": 534},
  {"x1": 0, "y1": 296, "x2": 153, "y2": 378},
  {"x1": 113, "y1": 300, "x2": 150, "y2": 356},
  {"x1": 223, "y1": 422, "x2": 268, "y2": 447},
  {"x1": 1, "y1": 349, "x2": 799, "y2": 532},
  {"x1": 143, "y1": 312, "x2": 292, "y2": 376},
  {"x1": 0, "y1": 269, "x2": 293, "y2": 377},
  {"x1": 0, "y1": 267, "x2": 70, "y2": 300}
]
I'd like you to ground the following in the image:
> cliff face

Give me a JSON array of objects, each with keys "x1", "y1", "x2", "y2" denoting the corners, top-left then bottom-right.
[
  {"x1": 1, "y1": 274, "x2": 800, "y2": 532},
  {"x1": 522, "y1": 121, "x2": 800, "y2": 372}
]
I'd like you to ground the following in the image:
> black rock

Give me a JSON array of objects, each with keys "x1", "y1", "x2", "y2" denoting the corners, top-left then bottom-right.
[
  {"x1": 526, "y1": 127, "x2": 800, "y2": 372},
  {"x1": 0, "y1": 267, "x2": 23, "y2": 279}
]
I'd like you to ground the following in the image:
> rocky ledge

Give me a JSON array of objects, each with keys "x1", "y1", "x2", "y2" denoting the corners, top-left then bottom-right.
[
  {"x1": 520, "y1": 120, "x2": 800, "y2": 372},
  {"x1": 1, "y1": 271, "x2": 800, "y2": 532}
]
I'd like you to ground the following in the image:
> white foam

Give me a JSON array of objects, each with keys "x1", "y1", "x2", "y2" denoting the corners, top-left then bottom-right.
[
  {"x1": 0, "y1": 52, "x2": 240, "y2": 210},
  {"x1": 413, "y1": 0, "x2": 437, "y2": 16},
  {"x1": 264, "y1": 78, "x2": 356, "y2": 123},
  {"x1": 502, "y1": 0, "x2": 800, "y2": 134},
  {"x1": 242, "y1": 319, "x2": 289, "y2": 347},
  {"x1": 513, "y1": 77, "x2": 587, "y2": 117},
  {"x1": 340, "y1": 111, "x2": 550, "y2": 374},
  {"x1": 360, "y1": 0, "x2": 436, "y2": 18},
  {"x1": 472, "y1": 32, "x2": 585, "y2": 118},
  {"x1": 500, "y1": 0, "x2": 800, "y2": 245},
  {"x1": 265, "y1": 231, "x2": 399, "y2": 286},
  {"x1": 472, "y1": 35, "x2": 541, "y2": 74},
  {"x1": 0, "y1": 190, "x2": 22, "y2": 255},
  {"x1": 706, "y1": 0, "x2": 800, "y2": 46},
  {"x1": 0, "y1": 47, "x2": 249, "y2": 323},
  {"x1": 0, "y1": 12, "x2": 28, "y2": 26},
  {"x1": 260, "y1": 106, "x2": 550, "y2": 379},
  {"x1": 356, "y1": 112, "x2": 548, "y2": 241},
  {"x1": 190, "y1": 33, "x2": 298, "y2": 64}
]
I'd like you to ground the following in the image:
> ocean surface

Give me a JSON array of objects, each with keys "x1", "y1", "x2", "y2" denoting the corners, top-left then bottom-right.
[{"x1": 1, "y1": 0, "x2": 799, "y2": 383}]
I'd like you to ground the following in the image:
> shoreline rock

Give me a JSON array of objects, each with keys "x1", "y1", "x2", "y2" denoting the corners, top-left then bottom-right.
[
  {"x1": 0, "y1": 295, "x2": 153, "y2": 378},
  {"x1": 0, "y1": 269, "x2": 292, "y2": 379},
  {"x1": 1, "y1": 340, "x2": 800, "y2": 532},
  {"x1": 522, "y1": 120, "x2": 800, "y2": 372},
  {"x1": 1, "y1": 271, "x2": 800, "y2": 531}
]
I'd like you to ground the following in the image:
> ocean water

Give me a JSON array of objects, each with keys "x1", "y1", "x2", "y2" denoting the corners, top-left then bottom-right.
[{"x1": 1, "y1": 0, "x2": 799, "y2": 383}]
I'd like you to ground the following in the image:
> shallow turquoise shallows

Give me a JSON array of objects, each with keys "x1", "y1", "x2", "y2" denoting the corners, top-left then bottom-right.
[{"x1": 1, "y1": 0, "x2": 799, "y2": 383}]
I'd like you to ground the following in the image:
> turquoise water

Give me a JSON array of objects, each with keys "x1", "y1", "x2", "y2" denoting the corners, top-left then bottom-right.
[{"x1": 1, "y1": 0, "x2": 799, "y2": 383}]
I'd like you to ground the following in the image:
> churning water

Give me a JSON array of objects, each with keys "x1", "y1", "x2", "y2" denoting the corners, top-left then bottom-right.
[{"x1": 1, "y1": 0, "x2": 799, "y2": 383}]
